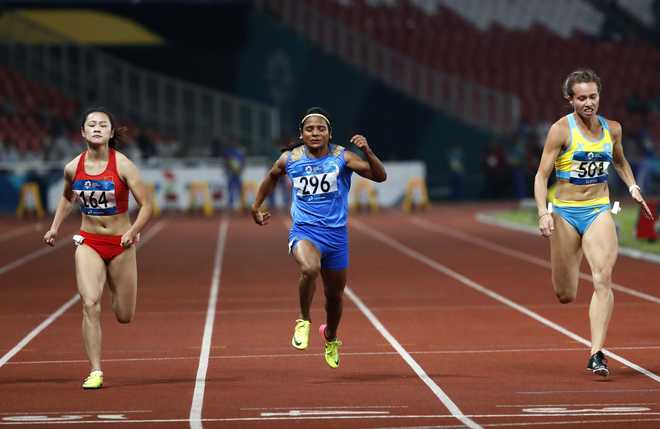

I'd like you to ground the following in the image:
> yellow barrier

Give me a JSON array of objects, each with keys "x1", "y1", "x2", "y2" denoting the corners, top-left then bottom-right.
[
  {"x1": 187, "y1": 181, "x2": 213, "y2": 216},
  {"x1": 402, "y1": 177, "x2": 429, "y2": 213},
  {"x1": 16, "y1": 182, "x2": 45, "y2": 219},
  {"x1": 350, "y1": 179, "x2": 379, "y2": 213}
]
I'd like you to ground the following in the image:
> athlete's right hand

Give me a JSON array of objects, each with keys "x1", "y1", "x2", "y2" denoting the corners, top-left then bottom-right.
[
  {"x1": 43, "y1": 229, "x2": 57, "y2": 246},
  {"x1": 251, "y1": 206, "x2": 271, "y2": 226},
  {"x1": 538, "y1": 213, "x2": 554, "y2": 238}
]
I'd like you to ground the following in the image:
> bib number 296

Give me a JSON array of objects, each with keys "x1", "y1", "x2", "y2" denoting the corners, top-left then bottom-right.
[{"x1": 298, "y1": 174, "x2": 332, "y2": 195}]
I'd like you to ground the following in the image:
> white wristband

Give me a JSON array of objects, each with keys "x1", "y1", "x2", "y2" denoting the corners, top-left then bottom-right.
[{"x1": 629, "y1": 184, "x2": 641, "y2": 193}]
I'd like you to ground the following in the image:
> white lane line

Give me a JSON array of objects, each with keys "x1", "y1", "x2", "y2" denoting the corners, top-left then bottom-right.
[
  {"x1": 372, "y1": 416, "x2": 660, "y2": 428},
  {"x1": 4, "y1": 413, "x2": 660, "y2": 425},
  {"x1": 10, "y1": 343, "x2": 660, "y2": 366},
  {"x1": 352, "y1": 219, "x2": 660, "y2": 383},
  {"x1": 0, "y1": 221, "x2": 166, "y2": 369},
  {"x1": 241, "y1": 405, "x2": 408, "y2": 410},
  {"x1": 0, "y1": 295, "x2": 79, "y2": 368},
  {"x1": 189, "y1": 219, "x2": 229, "y2": 429},
  {"x1": 497, "y1": 402, "x2": 660, "y2": 408},
  {"x1": 0, "y1": 223, "x2": 42, "y2": 243},
  {"x1": 260, "y1": 410, "x2": 390, "y2": 416},
  {"x1": 346, "y1": 287, "x2": 482, "y2": 429},
  {"x1": 0, "y1": 411, "x2": 150, "y2": 416},
  {"x1": 476, "y1": 212, "x2": 660, "y2": 265},
  {"x1": 0, "y1": 238, "x2": 69, "y2": 276},
  {"x1": 518, "y1": 389, "x2": 660, "y2": 394},
  {"x1": 413, "y1": 217, "x2": 660, "y2": 305}
]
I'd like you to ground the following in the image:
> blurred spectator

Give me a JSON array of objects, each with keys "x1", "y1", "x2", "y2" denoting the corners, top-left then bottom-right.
[
  {"x1": 0, "y1": 139, "x2": 20, "y2": 162},
  {"x1": 137, "y1": 130, "x2": 157, "y2": 161},
  {"x1": 44, "y1": 123, "x2": 77, "y2": 162},
  {"x1": 210, "y1": 136, "x2": 226, "y2": 158},
  {"x1": 508, "y1": 135, "x2": 527, "y2": 199},
  {"x1": 223, "y1": 138, "x2": 246, "y2": 210},
  {"x1": 159, "y1": 136, "x2": 181, "y2": 158},
  {"x1": 0, "y1": 97, "x2": 17, "y2": 116},
  {"x1": 268, "y1": 136, "x2": 292, "y2": 210},
  {"x1": 626, "y1": 91, "x2": 649, "y2": 119},
  {"x1": 636, "y1": 123, "x2": 659, "y2": 192},
  {"x1": 447, "y1": 143, "x2": 465, "y2": 200},
  {"x1": 481, "y1": 141, "x2": 509, "y2": 199}
]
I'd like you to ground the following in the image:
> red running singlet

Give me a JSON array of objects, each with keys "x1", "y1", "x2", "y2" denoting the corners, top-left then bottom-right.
[{"x1": 72, "y1": 149, "x2": 129, "y2": 216}]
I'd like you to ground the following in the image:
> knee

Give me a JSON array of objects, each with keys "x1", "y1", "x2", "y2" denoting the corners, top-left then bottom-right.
[
  {"x1": 82, "y1": 300, "x2": 101, "y2": 317},
  {"x1": 591, "y1": 268, "x2": 613, "y2": 289},
  {"x1": 116, "y1": 311, "x2": 134, "y2": 324},
  {"x1": 324, "y1": 284, "x2": 345, "y2": 303},
  {"x1": 300, "y1": 263, "x2": 321, "y2": 280},
  {"x1": 556, "y1": 292, "x2": 576, "y2": 304},
  {"x1": 114, "y1": 304, "x2": 135, "y2": 324}
]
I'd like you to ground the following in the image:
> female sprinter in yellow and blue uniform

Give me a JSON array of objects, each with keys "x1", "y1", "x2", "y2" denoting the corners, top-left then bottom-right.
[
  {"x1": 534, "y1": 69, "x2": 654, "y2": 377},
  {"x1": 251, "y1": 107, "x2": 387, "y2": 368},
  {"x1": 552, "y1": 113, "x2": 613, "y2": 234}
]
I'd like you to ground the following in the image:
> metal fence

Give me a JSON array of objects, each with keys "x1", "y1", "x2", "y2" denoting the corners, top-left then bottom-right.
[
  {"x1": 260, "y1": 0, "x2": 520, "y2": 135},
  {"x1": 0, "y1": 13, "x2": 280, "y2": 156}
]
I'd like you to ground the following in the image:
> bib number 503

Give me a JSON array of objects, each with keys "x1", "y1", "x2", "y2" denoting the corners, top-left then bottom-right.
[{"x1": 577, "y1": 161, "x2": 604, "y2": 178}]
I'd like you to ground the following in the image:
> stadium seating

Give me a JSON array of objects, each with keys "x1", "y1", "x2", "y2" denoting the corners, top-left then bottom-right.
[{"x1": 272, "y1": 0, "x2": 660, "y2": 138}]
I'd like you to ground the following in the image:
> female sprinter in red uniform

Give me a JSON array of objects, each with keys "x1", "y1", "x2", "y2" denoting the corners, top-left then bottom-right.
[{"x1": 43, "y1": 107, "x2": 152, "y2": 389}]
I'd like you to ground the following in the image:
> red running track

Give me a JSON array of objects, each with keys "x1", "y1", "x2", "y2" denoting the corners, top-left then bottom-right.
[{"x1": 1, "y1": 205, "x2": 659, "y2": 428}]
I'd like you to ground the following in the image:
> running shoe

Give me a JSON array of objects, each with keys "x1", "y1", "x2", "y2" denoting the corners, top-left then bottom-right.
[
  {"x1": 586, "y1": 351, "x2": 609, "y2": 377},
  {"x1": 319, "y1": 324, "x2": 341, "y2": 369},
  {"x1": 291, "y1": 319, "x2": 311, "y2": 350},
  {"x1": 82, "y1": 370, "x2": 103, "y2": 389}
]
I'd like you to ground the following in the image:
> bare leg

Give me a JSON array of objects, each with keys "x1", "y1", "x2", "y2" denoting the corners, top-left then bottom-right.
[
  {"x1": 582, "y1": 212, "x2": 617, "y2": 355},
  {"x1": 292, "y1": 240, "x2": 321, "y2": 321},
  {"x1": 107, "y1": 246, "x2": 137, "y2": 324},
  {"x1": 75, "y1": 245, "x2": 107, "y2": 371},
  {"x1": 320, "y1": 268, "x2": 347, "y2": 340},
  {"x1": 550, "y1": 213, "x2": 583, "y2": 303}
]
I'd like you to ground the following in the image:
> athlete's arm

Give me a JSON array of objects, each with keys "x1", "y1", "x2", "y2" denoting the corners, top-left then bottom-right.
[
  {"x1": 43, "y1": 160, "x2": 77, "y2": 246},
  {"x1": 117, "y1": 154, "x2": 152, "y2": 247},
  {"x1": 252, "y1": 152, "x2": 288, "y2": 225},
  {"x1": 344, "y1": 135, "x2": 387, "y2": 182},
  {"x1": 610, "y1": 121, "x2": 654, "y2": 220},
  {"x1": 534, "y1": 121, "x2": 568, "y2": 237}
]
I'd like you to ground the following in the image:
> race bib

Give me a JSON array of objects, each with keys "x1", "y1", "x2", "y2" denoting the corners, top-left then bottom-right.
[
  {"x1": 292, "y1": 171, "x2": 338, "y2": 201},
  {"x1": 570, "y1": 152, "x2": 610, "y2": 185},
  {"x1": 73, "y1": 179, "x2": 117, "y2": 215}
]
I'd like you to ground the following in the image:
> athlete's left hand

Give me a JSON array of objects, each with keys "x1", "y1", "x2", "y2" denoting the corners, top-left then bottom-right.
[
  {"x1": 121, "y1": 230, "x2": 138, "y2": 248},
  {"x1": 350, "y1": 134, "x2": 370, "y2": 152},
  {"x1": 632, "y1": 188, "x2": 655, "y2": 220}
]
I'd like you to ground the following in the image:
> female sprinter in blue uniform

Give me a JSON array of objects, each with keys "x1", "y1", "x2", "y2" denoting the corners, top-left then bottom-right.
[
  {"x1": 534, "y1": 69, "x2": 654, "y2": 377},
  {"x1": 43, "y1": 107, "x2": 152, "y2": 388},
  {"x1": 251, "y1": 107, "x2": 387, "y2": 368}
]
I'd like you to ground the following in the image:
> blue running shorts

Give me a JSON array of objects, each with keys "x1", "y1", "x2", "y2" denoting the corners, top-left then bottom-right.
[{"x1": 288, "y1": 223, "x2": 349, "y2": 270}]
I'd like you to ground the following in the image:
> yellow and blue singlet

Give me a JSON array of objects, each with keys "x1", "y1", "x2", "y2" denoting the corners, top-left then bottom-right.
[{"x1": 552, "y1": 113, "x2": 614, "y2": 235}]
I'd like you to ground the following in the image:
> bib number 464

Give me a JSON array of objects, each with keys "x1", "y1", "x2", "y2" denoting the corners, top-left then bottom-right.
[{"x1": 79, "y1": 191, "x2": 108, "y2": 208}]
